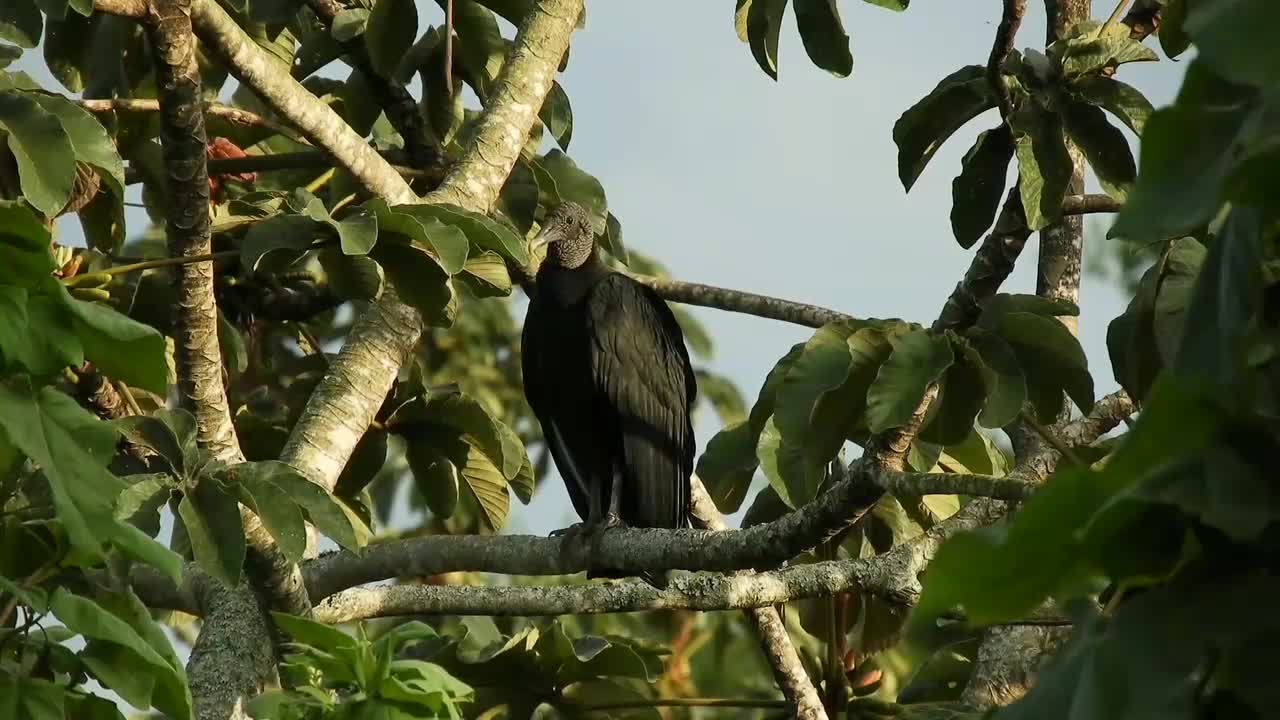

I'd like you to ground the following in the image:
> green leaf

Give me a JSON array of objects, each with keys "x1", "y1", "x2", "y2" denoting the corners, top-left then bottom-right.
[
  {"x1": 992, "y1": 311, "x2": 1094, "y2": 422},
  {"x1": 272, "y1": 610, "x2": 359, "y2": 654},
  {"x1": 0, "y1": 200, "x2": 55, "y2": 284},
  {"x1": 331, "y1": 8, "x2": 369, "y2": 42},
  {"x1": 238, "y1": 473, "x2": 308, "y2": 563},
  {"x1": 333, "y1": 429, "x2": 389, "y2": 500},
  {"x1": 0, "y1": 378, "x2": 122, "y2": 558},
  {"x1": 389, "y1": 386, "x2": 528, "y2": 481},
  {"x1": 241, "y1": 214, "x2": 317, "y2": 270},
  {"x1": 866, "y1": 330, "x2": 953, "y2": 433},
  {"x1": 1184, "y1": 0, "x2": 1280, "y2": 88},
  {"x1": 1158, "y1": 0, "x2": 1190, "y2": 59},
  {"x1": 365, "y1": 0, "x2": 418, "y2": 77},
  {"x1": 0, "y1": 0, "x2": 41, "y2": 48},
  {"x1": 395, "y1": 202, "x2": 526, "y2": 267},
  {"x1": 178, "y1": 479, "x2": 245, "y2": 588},
  {"x1": 1062, "y1": 101, "x2": 1136, "y2": 201},
  {"x1": 950, "y1": 126, "x2": 1013, "y2": 249},
  {"x1": 1072, "y1": 76, "x2": 1153, "y2": 135},
  {"x1": 0, "y1": 44, "x2": 20, "y2": 69},
  {"x1": 540, "y1": 80, "x2": 573, "y2": 149},
  {"x1": 862, "y1": 0, "x2": 907, "y2": 9},
  {"x1": 51, "y1": 588, "x2": 191, "y2": 719},
  {"x1": 1110, "y1": 62, "x2": 1254, "y2": 242},
  {"x1": 1010, "y1": 105, "x2": 1072, "y2": 231},
  {"x1": 319, "y1": 247, "x2": 383, "y2": 300},
  {"x1": 963, "y1": 331, "x2": 1026, "y2": 429},
  {"x1": 0, "y1": 90, "x2": 76, "y2": 216},
  {"x1": 694, "y1": 421, "x2": 757, "y2": 514},
  {"x1": 920, "y1": 337, "x2": 986, "y2": 446},
  {"x1": 229, "y1": 460, "x2": 365, "y2": 551},
  {"x1": 64, "y1": 293, "x2": 168, "y2": 395},
  {"x1": 1174, "y1": 206, "x2": 1264, "y2": 390},
  {"x1": 458, "y1": 251, "x2": 512, "y2": 297},
  {"x1": 793, "y1": 0, "x2": 852, "y2": 77},
  {"x1": 893, "y1": 66, "x2": 997, "y2": 191},
  {"x1": 117, "y1": 409, "x2": 198, "y2": 479},
  {"x1": 366, "y1": 199, "x2": 471, "y2": 275},
  {"x1": 373, "y1": 241, "x2": 457, "y2": 327},
  {"x1": 533, "y1": 150, "x2": 607, "y2": 235},
  {"x1": 29, "y1": 93, "x2": 124, "y2": 212},
  {"x1": 115, "y1": 474, "x2": 170, "y2": 534},
  {"x1": 408, "y1": 441, "x2": 460, "y2": 519},
  {"x1": 745, "y1": 0, "x2": 788, "y2": 80},
  {"x1": 977, "y1": 293, "x2": 1080, "y2": 321},
  {"x1": 335, "y1": 206, "x2": 378, "y2": 255},
  {"x1": 1056, "y1": 21, "x2": 1158, "y2": 79},
  {"x1": 696, "y1": 343, "x2": 805, "y2": 513}
]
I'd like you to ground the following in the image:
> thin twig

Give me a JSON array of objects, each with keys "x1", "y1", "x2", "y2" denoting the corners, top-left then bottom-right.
[
  {"x1": 78, "y1": 98, "x2": 300, "y2": 140},
  {"x1": 102, "y1": 251, "x2": 238, "y2": 277},
  {"x1": 445, "y1": 0, "x2": 455, "y2": 98},
  {"x1": 1062, "y1": 193, "x2": 1122, "y2": 215}
]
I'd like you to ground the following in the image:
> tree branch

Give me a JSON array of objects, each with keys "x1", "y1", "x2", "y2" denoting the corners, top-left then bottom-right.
[
  {"x1": 987, "y1": 0, "x2": 1027, "y2": 118},
  {"x1": 634, "y1": 275, "x2": 855, "y2": 329},
  {"x1": 1062, "y1": 193, "x2": 1122, "y2": 215},
  {"x1": 79, "y1": 98, "x2": 297, "y2": 138},
  {"x1": 689, "y1": 479, "x2": 828, "y2": 720},
  {"x1": 93, "y1": 0, "x2": 146, "y2": 17},
  {"x1": 933, "y1": 189, "x2": 1030, "y2": 333},
  {"x1": 279, "y1": 0, "x2": 584, "y2": 491}
]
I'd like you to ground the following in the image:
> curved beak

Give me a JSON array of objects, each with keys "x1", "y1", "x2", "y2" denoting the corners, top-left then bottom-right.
[{"x1": 531, "y1": 221, "x2": 566, "y2": 252}]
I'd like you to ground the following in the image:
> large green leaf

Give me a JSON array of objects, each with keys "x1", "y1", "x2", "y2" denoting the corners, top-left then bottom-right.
[
  {"x1": 1173, "y1": 206, "x2": 1264, "y2": 391},
  {"x1": 29, "y1": 93, "x2": 124, "y2": 203},
  {"x1": 962, "y1": 330, "x2": 1026, "y2": 429},
  {"x1": 1009, "y1": 105, "x2": 1072, "y2": 231},
  {"x1": 992, "y1": 311, "x2": 1094, "y2": 422},
  {"x1": 51, "y1": 588, "x2": 192, "y2": 720},
  {"x1": 365, "y1": 0, "x2": 418, "y2": 77},
  {"x1": 0, "y1": 0, "x2": 41, "y2": 48},
  {"x1": 365, "y1": 199, "x2": 470, "y2": 274},
  {"x1": 950, "y1": 126, "x2": 1013, "y2": 249},
  {"x1": 237, "y1": 472, "x2": 308, "y2": 563},
  {"x1": 64, "y1": 291, "x2": 168, "y2": 395},
  {"x1": 0, "y1": 377, "x2": 122, "y2": 558},
  {"x1": 893, "y1": 65, "x2": 997, "y2": 191},
  {"x1": 407, "y1": 440, "x2": 460, "y2": 519},
  {"x1": 866, "y1": 330, "x2": 953, "y2": 434},
  {"x1": 793, "y1": 0, "x2": 852, "y2": 77},
  {"x1": 388, "y1": 386, "x2": 527, "y2": 481},
  {"x1": 240, "y1": 214, "x2": 318, "y2": 270},
  {"x1": 395, "y1": 202, "x2": 527, "y2": 267},
  {"x1": 1062, "y1": 101, "x2": 1136, "y2": 201},
  {"x1": 1055, "y1": 21, "x2": 1158, "y2": 79},
  {"x1": 178, "y1": 478, "x2": 245, "y2": 588},
  {"x1": 372, "y1": 241, "x2": 457, "y2": 327},
  {"x1": 1072, "y1": 76, "x2": 1153, "y2": 135},
  {"x1": 1184, "y1": 0, "x2": 1280, "y2": 89},
  {"x1": 225, "y1": 460, "x2": 366, "y2": 551},
  {"x1": 744, "y1": 0, "x2": 788, "y2": 80},
  {"x1": 696, "y1": 343, "x2": 805, "y2": 513},
  {"x1": 1109, "y1": 61, "x2": 1255, "y2": 242},
  {"x1": 0, "y1": 200, "x2": 55, "y2": 284},
  {"x1": 540, "y1": 80, "x2": 573, "y2": 149},
  {"x1": 0, "y1": 90, "x2": 76, "y2": 216}
]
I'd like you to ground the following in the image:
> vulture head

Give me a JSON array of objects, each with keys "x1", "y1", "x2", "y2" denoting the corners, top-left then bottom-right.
[{"x1": 535, "y1": 202, "x2": 595, "y2": 269}]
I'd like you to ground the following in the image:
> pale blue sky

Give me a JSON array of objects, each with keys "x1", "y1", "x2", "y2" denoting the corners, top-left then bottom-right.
[{"x1": 17, "y1": 2, "x2": 1188, "y2": 533}]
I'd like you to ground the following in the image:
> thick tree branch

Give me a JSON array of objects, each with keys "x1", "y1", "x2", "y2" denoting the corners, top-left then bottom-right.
[
  {"x1": 1061, "y1": 193, "x2": 1122, "y2": 215},
  {"x1": 279, "y1": 0, "x2": 583, "y2": 491},
  {"x1": 934, "y1": 189, "x2": 1030, "y2": 333},
  {"x1": 94, "y1": 0, "x2": 147, "y2": 17},
  {"x1": 124, "y1": 150, "x2": 440, "y2": 186},
  {"x1": 689, "y1": 479, "x2": 828, "y2": 720},
  {"x1": 634, "y1": 275, "x2": 854, "y2": 329}
]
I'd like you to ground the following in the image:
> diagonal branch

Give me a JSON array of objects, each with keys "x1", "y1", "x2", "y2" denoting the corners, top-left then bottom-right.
[
  {"x1": 279, "y1": 0, "x2": 584, "y2": 490},
  {"x1": 634, "y1": 275, "x2": 855, "y2": 329}
]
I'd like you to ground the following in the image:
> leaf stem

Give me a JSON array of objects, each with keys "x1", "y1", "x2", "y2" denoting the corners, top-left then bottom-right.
[{"x1": 102, "y1": 251, "x2": 239, "y2": 277}]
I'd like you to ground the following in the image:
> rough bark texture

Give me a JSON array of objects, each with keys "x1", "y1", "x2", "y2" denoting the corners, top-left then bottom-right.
[
  {"x1": 279, "y1": 0, "x2": 584, "y2": 491},
  {"x1": 186, "y1": 578, "x2": 278, "y2": 720},
  {"x1": 635, "y1": 275, "x2": 855, "y2": 329},
  {"x1": 146, "y1": 0, "x2": 242, "y2": 465},
  {"x1": 690, "y1": 479, "x2": 828, "y2": 720},
  {"x1": 933, "y1": 189, "x2": 1031, "y2": 333}
]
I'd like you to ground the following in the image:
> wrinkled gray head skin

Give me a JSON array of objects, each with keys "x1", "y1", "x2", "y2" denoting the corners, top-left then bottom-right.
[{"x1": 539, "y1": 202, "x2": 596, "y2": 269}]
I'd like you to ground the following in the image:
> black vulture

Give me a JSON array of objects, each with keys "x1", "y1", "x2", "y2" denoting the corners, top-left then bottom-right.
[{"x1": 521, "y1": 202, "x2": 697, "y2": 583}]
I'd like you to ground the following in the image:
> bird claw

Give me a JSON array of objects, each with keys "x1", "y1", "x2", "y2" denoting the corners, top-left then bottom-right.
[{"x1": 549, "y1": 523, "x2": 586, "y2": 539}]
